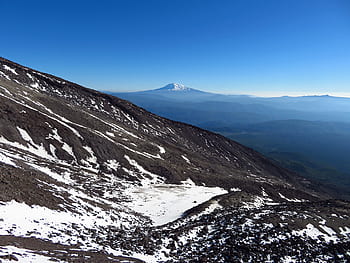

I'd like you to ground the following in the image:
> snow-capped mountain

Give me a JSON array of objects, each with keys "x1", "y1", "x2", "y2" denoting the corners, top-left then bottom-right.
[
  {"x1": 149, "y1": 83, "x2": 208, "y2": 94},
  {"x1": 156, "y1": 83, "x2": 194, "y2": 92},
  {"x1": 0, "y1": 57, "x2": 349, "y2": 262}
]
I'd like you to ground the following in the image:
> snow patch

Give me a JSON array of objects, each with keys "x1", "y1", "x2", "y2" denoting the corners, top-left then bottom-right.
[
  {"x1": 339, "y1": 226, "x2": 350, "y2": 235},
  {"x1": 124, "y1": 180, "x2": 227, "y2": 226},
  {"x1": 3, "y1": 65, "x2": 18, "y2": 75},
  {"x1": 163, "y1": 83, "x2": 191, "y2": 91},
  {"x1": 157, "y1": 145, "x2": 166, "y2": 154},
  {"x1": 243, "y1": 195, "x2": 278, "y2": 209},
  {"x1": 46, "y1": 129, "x2": 77, "y2": 162},
  {"x1": 181, "y1": 178, "x2": 196, "y2": 186},
  {"x1": 0, "y1": 200, "x2": 121, "y2": 246},
  {"x1": 83, "y1": 145, "x2": 97, "y2": 164},
  {"x1": 278, "y1": 193, "x2": 304, "y2": 202},
  {"x1": 105, "y1": 159, "x2": 120, "y2": 171},
  {"x1": 30, "y1": 82, "x2": 40, "y2": 89},
  {"x1": 181, "y1": 155, "x2": 191, "y2": 164},
  {"x1": 0, "y1": 151, "x2": 17, "y2": 167},
  {"x1": 27, "y1": 163, "x2": 73, "y2": 184},
  {"x1": 0, "y1": 246, "x2": 65, "y2": 263},
  {"x1": 124, "y1": 155, "x2": 161, "y2": 185},
  {"x1": 292, "y1": 223, "x2": 338, "y2": 242},
  {"x1": 26, "y1": 72, "x2": 35, "y2": 81},
  {"x1": 0, "y1": 85, "x2": 12, "y2": 95},
  {"x1": 198, "y1": 200, "x2": 222, "y2": 216},
  {"x1": 106, "y1": 131, "x2": 115, "y2": 137},
  {"x1": 17, "y1": 127, "x2": 33, "y2": 142},
  {"x1": 0, "y1": 71, "x2": 11, "y2": 80},
  {"x1": 0, "y1": 128, "x2": 54, "y2": 161}
]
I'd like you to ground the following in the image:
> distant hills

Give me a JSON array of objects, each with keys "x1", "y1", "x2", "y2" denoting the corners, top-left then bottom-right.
[
  {"x1": 108, "y1": 84, "x2": 350, "y2": 198},
  {"x1": 109, "y1": 84, "x2": 350, "y2": 124}
]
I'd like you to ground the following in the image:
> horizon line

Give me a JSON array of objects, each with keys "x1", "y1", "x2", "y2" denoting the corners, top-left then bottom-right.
[{"x1": 100, "y1": 88, "x2": 350, "y2": 99}]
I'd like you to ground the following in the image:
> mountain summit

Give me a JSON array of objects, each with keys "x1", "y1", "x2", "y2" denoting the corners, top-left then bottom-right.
[
  {"x1": 157, "y1": 83, "x2": 192, "y2": 91},
  {"x1": 0, "y1": 57, "x2": 350, "y2": 262},
  {"x1": 155, "y1": 83, "x2": 204, "y2": 92},
  {"x1": 160, "y1": 83, "x2": 190, "y2": 91}
]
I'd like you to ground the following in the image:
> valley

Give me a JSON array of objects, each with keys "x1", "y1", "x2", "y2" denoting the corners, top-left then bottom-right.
[{"x1": 111, "y1": 84, "x2": 350, "y2": 199}]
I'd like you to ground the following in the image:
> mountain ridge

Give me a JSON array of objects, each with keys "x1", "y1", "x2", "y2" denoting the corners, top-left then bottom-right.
[{"x1": 110, "y1": 82, "x2": 349, "y2": 100}]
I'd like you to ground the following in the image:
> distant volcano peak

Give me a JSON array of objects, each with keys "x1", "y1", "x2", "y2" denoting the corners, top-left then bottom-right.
[{"x1": 160, "y1": 83, "x2": 192, "y2": 91}]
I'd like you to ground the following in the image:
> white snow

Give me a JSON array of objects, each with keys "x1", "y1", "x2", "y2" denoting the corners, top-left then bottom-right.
[
  {"x1": 157, "y1": 145, "x2": 166, "y2": 154},
  {"x1": 0, "y1": 128, "x2": 54, "y2": 161},
  {"x1": 200, "y1": 200, "x2": 222, "y2": 215},
  {"x1": 83, "y1": 145, "x2": 97, "y2": 164},
  {"x1": 123, "y1": 174, "x2": 227, "y2": 226},
  {"x1": 13, "y1": 79, "x2": 22, "y2": 85},
  {"x1": 17, "y1": 127, "x2": 33, "y2": 142},
  {"x1": 181, "y1": 155, "x2": 191, "y2": 164},
  {"x1": 0, "y1": 85, "x2": 12, "y2": 95},
  {"x1": 124, "y1": 155, "x2": 161, "y2": 185},
  {"x1": 339, "y1": 226, "x2": 350, "y2": 235},
  {"x1": 3, "y1": 65, "x2": 18, "y2": 75},
  {"x1": 181, "y1": 178, "x2": 196, "y2": 186},
  {"x1": 0, "y1": 92, "x2": 83, "y2": 140},
  {"x1": 46, "y1": 128, "x2": 75, "y2": 159},
  {"x1": 0, "y1": 190, "x2": 141, "y2": 248},
  {"x1": 105, "y1": 159, "x2": 120, "y2": 172},
  {"x1": 278, "y1": 193, "x2": 304, "y2": 202},
  {"x1": 27, "y1": 163, "x2": 73, "y2": 184},
  {"x1": 242, "y1": 218, "x2": 254, "y2": 229},
  {"x1": 165, "y1": 83, "x2": 191, "y2": 91},
  {"x1": 292, "y1": 223, "x2": 338, "y2": 242},
  {"x1": 0, "y1": 201, "x2": 101, "y2": 244},
  {"x1": 261, "y1": 188, "x2": 268, "y2": 197},
  {"x1": 49, "y1": 144, "x2": 57, "y2": 157},
  {"x1": 319, "y1": 225, "x2": 337, "y2": 236},
  {"x1": 0, "y1": 71, "x2": 11, "y2": 80},
  {"x1": 26, "y1": 72, "x2": 35, "y2": 81},
  {"x1": 0, "y1": 246, "x2": 66, "y2": 263},
  {"x1": 0, "y1": 151, "x2": 17, "y2": 167},
  {"x1": 281, "y1": 256, "x2": 298, "y2": 263},
  {"x1": 0, "y1": 92, "x2": 164, "y2": 163},
  {"x1": 243, "y1": 196, "x2": 267, "y2": 209},
  {"x1": 106, "y1": 131, "x2": 115, "y2": 137},
  {"x1": 30, "y1": 82, "x2": 40, "y2": 89},
  {"x1": 117, "y1": 156, "x2": 228, "y2": 226},
  {"x1": 86, "y1": 112, "x2": 140, "y2": 139}
]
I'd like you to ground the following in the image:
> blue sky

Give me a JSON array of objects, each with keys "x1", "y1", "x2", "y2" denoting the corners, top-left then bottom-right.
[{"x1": 2, "y1": 0, "x2": 350, "y2": 96}]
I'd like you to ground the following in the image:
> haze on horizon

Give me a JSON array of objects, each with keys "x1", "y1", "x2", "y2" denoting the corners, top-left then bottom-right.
[
  {"x1": 1, "y1": 0, "x2": 350, "y2": 97},
  {"x1": 112, "y1": 82, "x2": 350, "y2": 98}
]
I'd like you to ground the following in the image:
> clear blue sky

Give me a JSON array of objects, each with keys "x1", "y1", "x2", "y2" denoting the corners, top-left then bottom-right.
[{"x1": 2, "y1": 0, "x2": 350, "y2": 96}]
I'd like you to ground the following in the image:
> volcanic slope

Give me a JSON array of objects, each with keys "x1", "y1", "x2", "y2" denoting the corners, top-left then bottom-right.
[{"x1": 0, "y1": 57, "x2": 349, "y2": 262}]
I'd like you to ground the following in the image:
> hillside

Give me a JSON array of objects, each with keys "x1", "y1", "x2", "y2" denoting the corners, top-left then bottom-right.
[{"x1": 0, "y1": 58, "x2": 349, "y2": 262}]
